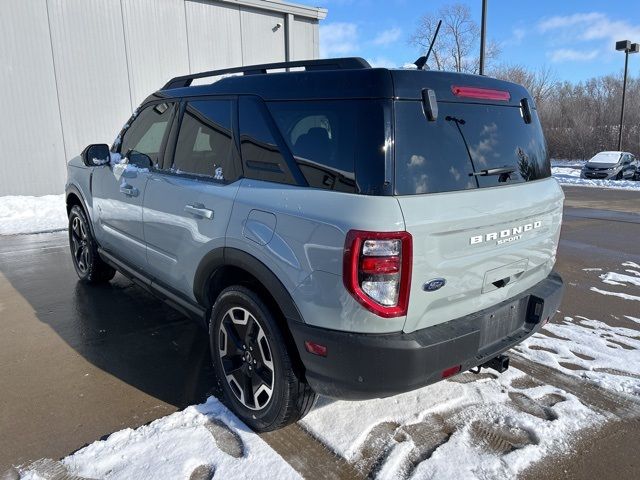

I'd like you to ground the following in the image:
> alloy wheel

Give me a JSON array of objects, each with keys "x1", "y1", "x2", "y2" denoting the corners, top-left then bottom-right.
[
  {"x1": 70, "y1": 215, "x2": 90, "y2": 274},
  {"x1": 218, "y1": 307, "x2": 275, "y2": 410}
]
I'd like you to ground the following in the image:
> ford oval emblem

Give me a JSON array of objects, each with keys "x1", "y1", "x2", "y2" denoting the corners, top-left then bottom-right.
[{"x1": 423, "y1": 278, "x2": 446, "y2": 292}]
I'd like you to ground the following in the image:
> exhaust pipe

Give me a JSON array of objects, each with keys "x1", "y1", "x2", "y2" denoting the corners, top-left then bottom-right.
[{"x1": 480, "y1": 354, "x2": 510, "y2": 373}]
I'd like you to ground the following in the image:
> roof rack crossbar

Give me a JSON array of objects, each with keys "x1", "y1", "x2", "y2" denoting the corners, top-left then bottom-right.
[{"x1": 161, "y1": 57, "x2": 371, "y2": 90}]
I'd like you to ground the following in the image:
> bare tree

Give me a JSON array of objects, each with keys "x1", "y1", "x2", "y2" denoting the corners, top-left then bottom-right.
[
  {"x1": 410, "y1": 3, "x2": 500, "y2": 73},
  {"x1": 490, "y1": 64, "x2": 557, "y2": 106}
]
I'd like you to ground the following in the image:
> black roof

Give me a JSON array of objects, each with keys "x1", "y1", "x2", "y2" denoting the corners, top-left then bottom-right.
[{"x1": 150, "y1": 57, "x2": 530, "y2": 106}]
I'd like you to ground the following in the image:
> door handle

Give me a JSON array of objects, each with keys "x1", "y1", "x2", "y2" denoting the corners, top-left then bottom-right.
[
  {"x1": 120, "y1": 184, "x2": 139, "y2": 197},
  {"x1": 184, "y1": 204, "x2": 214, "y2": 220}
]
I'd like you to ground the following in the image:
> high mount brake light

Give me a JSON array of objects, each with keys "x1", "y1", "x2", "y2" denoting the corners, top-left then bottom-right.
[
  {"x1": 343, "y1": 230, "x2": 412, "y2": 318},
  {"x1": 451, "y1": 85, "x2": 511, "y2": 101}
]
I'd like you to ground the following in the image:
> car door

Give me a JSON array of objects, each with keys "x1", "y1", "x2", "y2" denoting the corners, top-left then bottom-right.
[
  {"x1": 92, "y1": 101, "x2": 176, "y2": 267},
  {"x1": 143, "y1": 98, "x2": 242, "y2": 299},
  {"x1": 623, "y1": 154, "x2": 634, "y2": 179}
]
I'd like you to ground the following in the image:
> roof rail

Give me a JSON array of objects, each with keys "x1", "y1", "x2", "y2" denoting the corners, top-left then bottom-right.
[{"x1": 161, "y1": 57, "x2": 372, "y2": 90}]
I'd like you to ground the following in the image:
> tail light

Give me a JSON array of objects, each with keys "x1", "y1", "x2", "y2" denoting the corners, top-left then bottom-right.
[
  {"x1": 451, "y1": 85, "x2": 511, "y2": 101},
  {"x1": 343, "y1": 230, "x2": 412, "y2": 318}
]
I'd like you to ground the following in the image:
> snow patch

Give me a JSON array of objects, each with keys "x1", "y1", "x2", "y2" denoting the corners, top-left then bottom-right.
[
  {"x1": 301, "y1": 368, "x2": 599, "y2": 479},
  {"x1": 519, "y1": 316, "x2": 640, "y2": 396},
  {"x1": 0, "y1": 195, "x2": 67, "y2": 235},
  {"x1": 19, "y1": 397, "x2": 299, "y2": 480},
  {"x1": 600, "y1": 272, "x2": 640, "y2": 287},
  {"x1": 590, "y1": 286, "x2": 640, "y2": 302}
]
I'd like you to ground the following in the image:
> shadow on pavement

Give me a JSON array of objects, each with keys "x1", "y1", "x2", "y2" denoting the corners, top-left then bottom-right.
[{"x1": 0, "y1": 232, "x2": 216, "y2": 410}]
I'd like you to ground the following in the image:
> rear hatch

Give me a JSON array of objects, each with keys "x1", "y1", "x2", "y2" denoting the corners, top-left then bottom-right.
[{"x1": 390, "y1": 71, "x2": 564, "y2": 333}]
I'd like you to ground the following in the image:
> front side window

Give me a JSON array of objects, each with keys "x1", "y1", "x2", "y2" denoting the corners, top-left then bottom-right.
[
  {"x1": 172, "y1": 100, "x2": 238, "y2": 182},
  {"x1": 119, "y1": 102, "x2": 175, "y2": 167}
]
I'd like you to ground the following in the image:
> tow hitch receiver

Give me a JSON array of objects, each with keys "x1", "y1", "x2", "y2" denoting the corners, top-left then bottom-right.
[
  {"x1": 471, "y1": 354, "x2": 510, "y2": 374},
  {"x1": 482, "y1": 354, "x2": 510, "y2": 373}
]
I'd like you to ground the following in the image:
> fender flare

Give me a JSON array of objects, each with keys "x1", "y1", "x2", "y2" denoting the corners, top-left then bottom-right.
[
  {"x1": 65, "y1": 184, "x2": 97, "y2": 239},
  {"x1": 194, "y1": 247, "x2": 303, "y2": 324}
]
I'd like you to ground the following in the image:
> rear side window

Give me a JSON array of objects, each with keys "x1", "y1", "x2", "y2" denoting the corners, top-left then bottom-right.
[
  {"x1": 268, "y1": 100, "x2": 387, "y2": 194},
  {"x1": 394, "y1": 101, "x2": 551, "y2": 195},
  {"x1": 119, "y1": 102, "x2": 175, "y2": 166},
  {"x1": 173, "y1": 100, "x2": 239, "y2": 182},
  {"x1": 239, "y1": 97, "x2": 296, "y2": 185}
]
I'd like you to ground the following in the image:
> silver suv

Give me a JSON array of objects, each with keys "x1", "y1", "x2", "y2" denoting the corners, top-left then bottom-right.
[{"x1": 65, "y1": 58, "x2": 564, "y2": 431}]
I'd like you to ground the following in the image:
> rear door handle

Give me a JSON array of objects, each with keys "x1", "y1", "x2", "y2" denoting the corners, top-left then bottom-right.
[
  {"x1": 120, "y1": 184, "x2": 139, "y2": 197},
  {"x1": 184, "y1": 204, "x2": 214, "y2": 220}
]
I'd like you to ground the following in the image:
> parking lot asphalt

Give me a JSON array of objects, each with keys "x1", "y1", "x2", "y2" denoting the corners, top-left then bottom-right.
[{"x1": 1, "y1": 185, "x2": 639, "y2": 477}]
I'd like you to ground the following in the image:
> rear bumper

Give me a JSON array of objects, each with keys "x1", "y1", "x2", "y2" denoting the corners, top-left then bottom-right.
[{"x1": 289, "y1": 271, "x2": 564, "y2": 400}]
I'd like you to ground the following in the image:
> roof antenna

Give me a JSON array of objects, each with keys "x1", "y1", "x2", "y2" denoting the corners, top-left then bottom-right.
[{"x1": 414, "y1": 20, "x2": 442, "y2": 70}]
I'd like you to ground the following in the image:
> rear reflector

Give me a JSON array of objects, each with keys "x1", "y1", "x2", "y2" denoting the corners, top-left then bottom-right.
[
  {"x1": 304, "y1": 340, "x2": 328, "y2": 357},
  {"x1": 451, "y1": 85, "x2": 511, "y2": 101},
  {"x1": 441, "y1": 365, "x2": 462, "y2": 379}
]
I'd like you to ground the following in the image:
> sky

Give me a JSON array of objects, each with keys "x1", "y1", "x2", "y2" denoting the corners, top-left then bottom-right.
[{"x1": 314, "y1": 0, "x2": 640, "y2": 82}]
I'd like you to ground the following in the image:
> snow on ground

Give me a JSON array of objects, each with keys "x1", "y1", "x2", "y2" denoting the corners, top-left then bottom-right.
[
  {"x1": 589, "y1": 262, "x2": 640, "y2": 302},
  {"x1": 0, "y1": 195, "x2": 66, "y2": 235},
  {"x1": 302, "y1": 368, "x2": 599, "y2": 479},
  {"x1": 550, "y1": 160, "x2": 640, "y2": 190},
  {"x1": 19, "y1": 397, "x2": 299, "y2": 480},
  {"x1": 517, "y1": 317, "x2": 640, "y2": 396},
  {"x1": 517, "y1": 261, "x2": 640, "y2": 397}
]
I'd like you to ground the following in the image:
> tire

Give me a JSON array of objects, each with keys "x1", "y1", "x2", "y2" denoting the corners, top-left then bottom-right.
[
  {"x1": 68, "y1": 205, "x2": 116, "y2": 283},
  {"x1": 210, "y1": 286, "x2": 316, "y2": 431}
]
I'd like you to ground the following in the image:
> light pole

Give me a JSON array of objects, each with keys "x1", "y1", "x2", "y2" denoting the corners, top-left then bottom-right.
[
  {"x1": 479, "y1": 0, "x2": 487, "y2": 75},
  {"x1": 615, "y1": 40, "x2": 639, "y2": 151}
]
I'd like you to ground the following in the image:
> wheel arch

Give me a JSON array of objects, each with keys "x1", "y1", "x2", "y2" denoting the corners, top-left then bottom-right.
[
  {"x1": 66, "y1": 185, "x2": 98, "y2": 239},
  {"x1": 65, "y1": 186, "x2": 86, "y2": 215},
  {"x1": 195, "y1": 248, "x2": 306, "y2": 374}
]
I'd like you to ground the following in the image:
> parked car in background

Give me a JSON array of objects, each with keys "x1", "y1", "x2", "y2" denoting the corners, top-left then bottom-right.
[{"x1": 581, "y1": 151, "x2": 637, "y2": 180}]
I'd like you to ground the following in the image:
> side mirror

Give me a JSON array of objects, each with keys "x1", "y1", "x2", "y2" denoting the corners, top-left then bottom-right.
[{"x1": 82, "y1": 144, "x2": 110, "y2": 167}]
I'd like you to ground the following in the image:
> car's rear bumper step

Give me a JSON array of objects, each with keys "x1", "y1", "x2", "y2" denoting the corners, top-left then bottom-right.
[{"x1": 289, "y1": 270, "x2": 563, "y2": 400}]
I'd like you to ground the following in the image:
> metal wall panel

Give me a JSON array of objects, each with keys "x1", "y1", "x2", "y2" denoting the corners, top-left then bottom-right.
[
  {"x1": 0, "y1": 0, "x2": 322, "y2": 196},
  {"x1": 0, "y1": 0, "x2": 66, "y2": 196},
  {"x1": 240, "y1": 7, "x2": 286, "y2": 65},
  {"x1": 47, "y1": 0, "x2": 132, "y2": 161},
  {"x1": 121, "y1": 0, "x2": 190, "y2": 106},
  {"x1": 290, "y1": 16, "x2": 316, "y2": 60},
  {"x1": 185, "y1": 0, "x2": 243, "y2": 73}
]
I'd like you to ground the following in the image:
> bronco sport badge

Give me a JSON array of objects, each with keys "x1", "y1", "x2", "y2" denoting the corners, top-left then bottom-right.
[{"x1": 470, "y1": 221, "x2": 542, "y2": 246}]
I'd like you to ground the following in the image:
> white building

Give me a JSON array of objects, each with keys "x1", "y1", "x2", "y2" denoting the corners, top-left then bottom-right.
[{"x1": 0, "y1": 0, "x2": 326, "y2": 196}]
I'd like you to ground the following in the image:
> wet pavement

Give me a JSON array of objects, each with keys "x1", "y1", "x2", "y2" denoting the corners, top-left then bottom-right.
[{"x1": 0, "y1": 185, "x2": 639, "y2": 477}]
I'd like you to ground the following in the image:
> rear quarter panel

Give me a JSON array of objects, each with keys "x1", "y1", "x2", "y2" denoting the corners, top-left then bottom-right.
[{"x1": 226, "y1": 179, "x2": 407, "y2": 333}]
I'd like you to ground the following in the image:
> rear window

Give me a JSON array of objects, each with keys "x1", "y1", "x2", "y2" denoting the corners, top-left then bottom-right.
[
  {"x1": 268, "y1": 100, "x2": 387, "y2": 194},
  {"x1": 394, "y1": 101, "x2": 550, "y2": 195}
]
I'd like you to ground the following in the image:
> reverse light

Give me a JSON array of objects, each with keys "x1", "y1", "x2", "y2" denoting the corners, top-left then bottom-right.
[
  {"x1": 343, "y1": 230, "x2": 412, "y2": 318},
  {"x1": 451, "y1": 85, "x2": 511, "y2": 101}
]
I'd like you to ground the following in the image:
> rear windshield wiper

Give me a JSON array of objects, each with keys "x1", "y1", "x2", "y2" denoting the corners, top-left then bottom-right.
[{"x1": 469, "y1": 166, "x2": 516, "y2": 177}]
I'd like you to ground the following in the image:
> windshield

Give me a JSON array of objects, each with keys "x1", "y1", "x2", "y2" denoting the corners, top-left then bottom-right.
[
  {"x1": 394, "y1": 100, "x2": 551, "y2": 195},
  {"x1": 588, "y1": 152, "x2": 621, "y2": 164}
]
